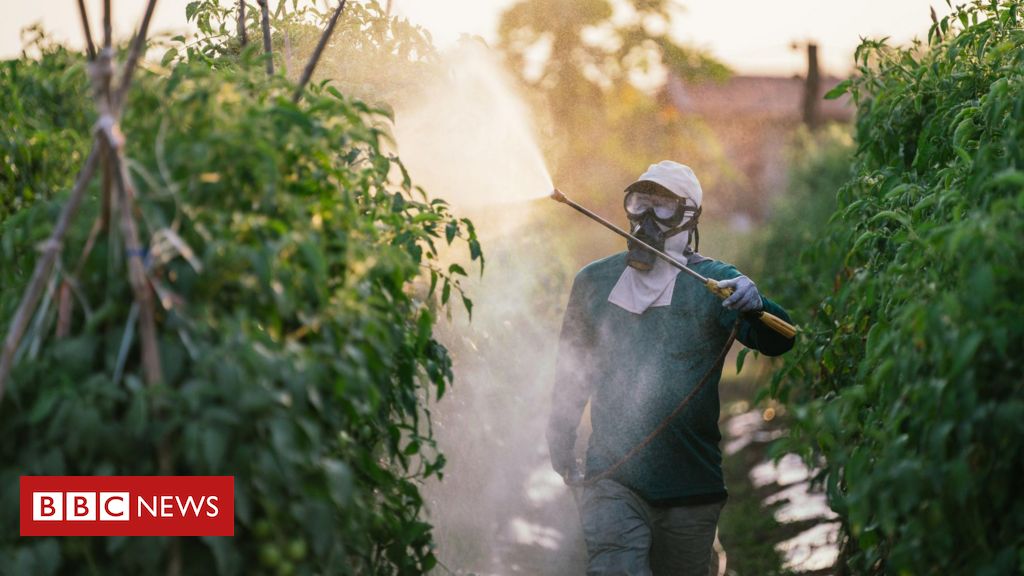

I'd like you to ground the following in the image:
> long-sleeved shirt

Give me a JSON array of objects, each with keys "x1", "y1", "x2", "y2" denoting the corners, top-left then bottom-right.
[{"x1": 547, "y1": 251, "x2": 794, "y2": 506}]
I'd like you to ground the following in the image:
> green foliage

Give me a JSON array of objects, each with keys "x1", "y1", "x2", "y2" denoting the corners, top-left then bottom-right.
[
  {"x1": 0, "y1": 27, "x2": 93, "y2": 221},
  {"x1": 761, "y1": 2, "x2": 1024, "y2": 573},
  {"x1": 274, "y1": 0, "x2": 438, "y2": 106},
  {"x1": 752, "y1": 125, "x2": 854, "y2": 309},
  {"x1": 173, "y1": 0, "x2": 437, "y2": 108},
  {"x1": 0, "y1": 3, "x2": 480, "y2": 574}
]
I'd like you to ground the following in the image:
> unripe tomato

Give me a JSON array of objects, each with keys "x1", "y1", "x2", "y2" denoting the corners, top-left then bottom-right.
[
  {"x1": 260, "y1": 544, "x2": 282, "y2": 567},
  {"x1": 254, "y1": 519, "x2": 273, "y2": 539},
  {"x1": 287, "y1": 539, "x2": 308, "y2": 561}
]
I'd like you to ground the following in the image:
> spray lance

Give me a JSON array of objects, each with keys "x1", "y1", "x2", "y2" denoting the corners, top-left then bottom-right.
[{"x1": 549, "y1": 188, "x2": 797, "y2": 339}]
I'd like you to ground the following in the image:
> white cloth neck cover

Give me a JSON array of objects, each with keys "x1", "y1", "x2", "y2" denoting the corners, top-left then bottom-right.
[
  {"x1": 608, "y1": 161, "x2": 703, "y2": 315},
  {"x1": 608, "y1": 231, "x2": 689, "y2": 314}
]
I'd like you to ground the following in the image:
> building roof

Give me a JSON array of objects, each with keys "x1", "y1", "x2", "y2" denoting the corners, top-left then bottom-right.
[{"x1": 665, "y1": 74, "x2": 854, "y2": 122}]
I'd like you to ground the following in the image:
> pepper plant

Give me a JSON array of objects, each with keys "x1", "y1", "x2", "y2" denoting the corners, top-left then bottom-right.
[{"x1": 761, "y1": 1, "x2": 1024, "y2": 573}]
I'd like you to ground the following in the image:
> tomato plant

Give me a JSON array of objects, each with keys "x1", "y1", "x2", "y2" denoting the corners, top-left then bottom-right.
[{"x1": 0, "y1": 2, "x2": 480, "y2": 574}]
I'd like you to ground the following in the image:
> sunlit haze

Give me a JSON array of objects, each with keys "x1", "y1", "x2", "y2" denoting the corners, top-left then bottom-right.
[{"x1": 5, "y1": 0, "x2": 953, "y2": 75}]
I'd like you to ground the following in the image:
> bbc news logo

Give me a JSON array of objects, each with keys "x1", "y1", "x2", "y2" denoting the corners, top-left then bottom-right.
[{"x1": 20, "y1": 476, "x2": 234, "y2": 536}]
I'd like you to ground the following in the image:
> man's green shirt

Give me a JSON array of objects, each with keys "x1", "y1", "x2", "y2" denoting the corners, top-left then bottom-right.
[{"x1": 547, "y1": 251, "x2": 794, "y2": 506}]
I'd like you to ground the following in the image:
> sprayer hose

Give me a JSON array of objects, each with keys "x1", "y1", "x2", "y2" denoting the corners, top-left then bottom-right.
[{"x1": 566, "y1": 321, "x2": 741, "y2": 489}]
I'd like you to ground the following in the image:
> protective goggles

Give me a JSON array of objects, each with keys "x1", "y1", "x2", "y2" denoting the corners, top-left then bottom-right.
[{"x1": 623, "y1": 182, "x2": 699, "y2": 228}]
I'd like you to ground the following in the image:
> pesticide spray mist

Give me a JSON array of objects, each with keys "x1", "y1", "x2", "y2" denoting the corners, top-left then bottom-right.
[
  {"x1": 393, "y1": 43, "x2": 589, "y2": 573},
  {"x1": 394, "y1": 42, "x2": 554, "y2": 207}
]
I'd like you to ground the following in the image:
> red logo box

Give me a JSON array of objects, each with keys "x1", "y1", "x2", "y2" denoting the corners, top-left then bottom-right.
[{"x1": 20, "y1": 476, "x2": 234, "y2": 536}]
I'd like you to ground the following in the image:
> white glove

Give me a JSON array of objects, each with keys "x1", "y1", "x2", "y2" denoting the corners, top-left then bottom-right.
[{"x1": 717, "y1": 275, "x2": 764, "y2": 312}]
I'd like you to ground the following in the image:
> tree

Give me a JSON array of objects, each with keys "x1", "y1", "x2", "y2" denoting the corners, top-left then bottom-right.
[
  {"x1": 497, "y1": 0, "x2": 729, "y2": 210},
  {"x1": 498, "y1": 0, "x2": 727, "y2": 133}
]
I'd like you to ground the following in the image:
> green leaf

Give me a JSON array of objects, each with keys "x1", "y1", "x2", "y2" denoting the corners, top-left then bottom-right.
[
  {"x1": 416, "y1": 309, "x2": 433, "y2": 351},
  {"x1": 445, "y1": 220, "x2": 457, "y2": 244},
  {"x1": 186, "y1": 1, "x2": 202, "y2": 21},
  {"x1": 161, "y1": 47, "x2": 179, "y2": 67},
  {"x1": 28, "y1": 391, "x2": 59, "y2": 424},
  {"x1": 202, "y1": 427, "x2": 228, "y2": 471},
  {"x1": 735, "y1": 347, "x2": 750, "y2": 374},
  {"x1": 824, "y1": 79, "x2": 852, "y2": 100},
  {"x1": 323, "y1": 458, "x2": 354, "y2": 508}
]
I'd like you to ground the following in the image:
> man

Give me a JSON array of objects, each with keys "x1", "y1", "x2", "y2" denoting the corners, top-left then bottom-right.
[{"x1": 547, "y1": 161, "x2": 795, "y2": 576}]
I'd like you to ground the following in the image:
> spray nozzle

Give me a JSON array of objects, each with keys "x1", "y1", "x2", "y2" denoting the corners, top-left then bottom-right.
[{"x1": 549, "y1": 188, "x2": 567, "y2": 203}]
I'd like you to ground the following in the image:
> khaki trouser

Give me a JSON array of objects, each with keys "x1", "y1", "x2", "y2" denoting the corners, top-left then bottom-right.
[{"x1": 579, "y1": 479, "x2": 723, "y2": 576}]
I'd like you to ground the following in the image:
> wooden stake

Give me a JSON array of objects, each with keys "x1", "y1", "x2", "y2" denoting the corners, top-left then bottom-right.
[
  {"x1": 56, "y1": 282, "x2": 73, "y2": 339},
  {"x1": 103, "y1": 0, "x2": 112, "y2": 49},
  {"x1": 113, "y1": 0, "x2": 159, "y2": 112},
  {"x1": 258, "y1": 0, "x2": 274, "y2": 75},
  {"x1": 0, "y1": 142, "x2": 101, "y2": 398},
  {"x1": 283, "y1": 28, "x2": 292, "y2": 77},
  {"x1": 77, "y1": 0, "x2": 97, "y2": 60},
  {"x1": 96, "y1": 0, "x2": 162, "y2": 388},
  {"x1": 99, "y1": 125, "x2": 164, "y2": 387},
  {"x1": 93, "y1": 46, "x2": 117, "y2": 347},
  {"x1": 238, "y1": 0, "x2": 248, "y2": 47},
  {"x1": 293, "y1": 0, "x2": 347, "y2": 103}
]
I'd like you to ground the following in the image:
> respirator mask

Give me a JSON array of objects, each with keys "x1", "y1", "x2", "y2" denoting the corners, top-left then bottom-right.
[{"x1": 623, "y1": 181, "x2": 701, "y2": 271}]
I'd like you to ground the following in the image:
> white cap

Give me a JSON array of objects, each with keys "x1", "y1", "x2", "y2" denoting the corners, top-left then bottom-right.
[{"x1": 635, "y1": 160, "x2": 702, "y2": 208}]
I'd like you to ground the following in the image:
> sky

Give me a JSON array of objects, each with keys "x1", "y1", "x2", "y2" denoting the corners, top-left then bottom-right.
[{"x1": 3, "y1": 0, "x2": 953, "y2": 76}]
